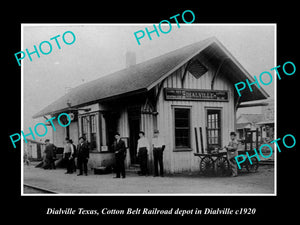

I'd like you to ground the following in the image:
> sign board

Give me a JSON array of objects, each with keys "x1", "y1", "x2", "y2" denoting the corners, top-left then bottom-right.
[
  {"x1": 101, "y1": 146, "x2": 108, "y2": 151},
  {"x1": 164, "y1": 88, "x2": 229, "y2": 102},
  {"x1": 68, "y1": 113, "x2": 75, "y2": 121}
]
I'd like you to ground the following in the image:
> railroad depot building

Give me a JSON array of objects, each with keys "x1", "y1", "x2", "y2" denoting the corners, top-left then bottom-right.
[{"x1": 33, "y1": 37, "x2": 269, "y2": 173}]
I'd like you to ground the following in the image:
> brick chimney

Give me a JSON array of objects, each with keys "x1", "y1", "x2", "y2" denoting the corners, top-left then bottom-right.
[{"x1": 125, "y1": 51, "x2": 136, "y2": 68}]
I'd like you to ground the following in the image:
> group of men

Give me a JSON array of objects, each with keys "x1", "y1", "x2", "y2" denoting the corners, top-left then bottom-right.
[
  {"x1": 42, "y1": 130, "x2": 165, "y2": 179},
  {"x1": 42, "y1": 136, "x2": 90, "y2": 176},
  {"x1": 62, "y1": 137, "x2": 90, "y2": 176},
  {"x1": 111, "y1": 129, "x2": 165, "y2": 179},
  {"x1": 42, "y1": 130, "x2": 238, "y2": 178}
]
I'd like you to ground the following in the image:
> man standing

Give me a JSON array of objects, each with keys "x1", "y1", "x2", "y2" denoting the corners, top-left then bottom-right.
[
  {"x1": 77, "y1": 136, "x2": 90, "y2": 176},
  {"x1": 225, "y1": 131, "x2": 239, "y2": 177},
  {"x1": 63, "y1": 138, "x2": 73, "y2": 174},
  {"x1": 112, "y1": 132, "x2": 126, "y2": 178},
  {"x1": 69, "y1": 139, "x2": 77, "y2": 173},
  {"x1": 136, "y1": 131, "x2": 150, "y2": 176},
  {"x1": 44, "y1": 139, "x2": 56, "y2": 169},
  {"x1": 152, "y1": 130, "x2": 165, "y2": 177}
]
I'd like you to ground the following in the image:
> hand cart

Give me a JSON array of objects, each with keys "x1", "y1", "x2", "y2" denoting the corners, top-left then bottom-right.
[
  {"x1": 236, "y1": 150, "x2": 259, "y2": 172},
  {"x1": 193, "y1": 127, "x2": 259, "y2": 176},
  {"x1": 194, "y1": 150, "x2": 230, "y2": 176}
]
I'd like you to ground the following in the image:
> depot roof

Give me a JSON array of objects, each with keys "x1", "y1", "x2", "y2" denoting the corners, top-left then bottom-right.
[{"x1": 33, "y1": 37, "x2": 269, "y2": 118}]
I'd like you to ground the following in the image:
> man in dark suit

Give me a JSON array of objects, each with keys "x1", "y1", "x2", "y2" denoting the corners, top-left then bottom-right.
[
  {"x1": 77, "y1": 136, "x2": 90, "y2": 176},
  {"x1": 112, "y1": 132, "x2": 126, "y2": 178},
  {"x1": 43, "y1": 139, "x2": 56, "y2": 169}
]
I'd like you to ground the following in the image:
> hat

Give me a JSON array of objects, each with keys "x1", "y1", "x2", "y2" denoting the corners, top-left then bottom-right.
[
  {"x1": 45, "y1": 139, "x2": 50, "y2": 143},
  {"x1": 230, "y1": 131, "x2": 237, "y2": 136},
  {"x1": 114, "y1": 132, "x2": 120, "y2": 136},
  {"x1": 79, "y1": 136, "x2": 85, "y2": 141},
  {"x1": 154, "y1": 129, "x2": 159, "y2": 133}
]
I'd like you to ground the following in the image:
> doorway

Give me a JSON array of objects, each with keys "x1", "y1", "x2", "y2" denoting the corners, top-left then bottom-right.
[
  {"x1": 128, "y1": 107, "x2": 141, "y2": 164},
  {"x1": 103, "y1": 111, "x2": 119, "y2": 151}
]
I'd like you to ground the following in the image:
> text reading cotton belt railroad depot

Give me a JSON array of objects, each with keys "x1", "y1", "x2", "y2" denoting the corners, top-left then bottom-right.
[{"x1": 47, "y1": 207, "x2": 256, "y2": 216}]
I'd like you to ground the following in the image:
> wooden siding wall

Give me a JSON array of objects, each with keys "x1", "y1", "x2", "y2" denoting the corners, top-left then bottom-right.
[
  {"x1": 156, "y1": 64, "x2": 235, "y2": 173},
  {"x1": 69, "y1": 121, "x2": 79, "y2": 145},
  {"x1": 52, "y1": 119, "x2": 66, "y2": 147},
  {"x1": 52, "y1": 120, "x2": 78, "y2": 147}
]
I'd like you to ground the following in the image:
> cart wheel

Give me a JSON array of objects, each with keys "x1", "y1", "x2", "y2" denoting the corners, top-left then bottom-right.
[
  {"x1": 214, "y1": 157, "x2": 230, "y2": 176},
  {"x1": 200, "y1": 156, "x2": 214, "y2": 176},
  {"x1": 246, "y1": 157, "x2": 259, "y2": 172}
]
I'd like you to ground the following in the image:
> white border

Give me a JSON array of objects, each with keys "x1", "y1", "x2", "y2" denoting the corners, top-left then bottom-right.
[
  {"x1": 21, "y1": 23, "x2": 277, "y2": 196},
  {"x1": 21, "y1": 23, "x2": 24, "y2": 195}
]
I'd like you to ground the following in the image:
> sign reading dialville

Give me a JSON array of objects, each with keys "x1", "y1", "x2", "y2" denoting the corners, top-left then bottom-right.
[{"x1": 164, "y1": 88, "x2": 229, "y2": 102}]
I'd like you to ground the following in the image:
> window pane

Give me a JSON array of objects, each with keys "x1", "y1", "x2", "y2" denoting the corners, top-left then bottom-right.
[
  {"x1": 90, "y1": 115, "x2": 96, "y2": 133},
  {"x1": 82, "y1": 116, "x2": 89, "y2": 138},
  {"x1": 207, "y1": 110, "x2": 221, "y2": 149},
  {"x1": 175, "y1": 118, "x2": 189, "y2": 127},
  {"x1": 90, "y1": 133, "x2": 97, "y2": 149},
  {"x1": 175, "y1": 108, "x2": 189, "y2": 118},
  {"x1": 174, "y1": 108, "x2": 190, "y2": 148}
]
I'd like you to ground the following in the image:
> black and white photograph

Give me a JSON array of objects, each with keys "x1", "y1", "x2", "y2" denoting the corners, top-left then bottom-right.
[
  {"x1": 21, "y1": 24, "x2": 276, "y2": 195},
  {"x1": 4, "y1": 3, "x2": 299, "y2": 222}
]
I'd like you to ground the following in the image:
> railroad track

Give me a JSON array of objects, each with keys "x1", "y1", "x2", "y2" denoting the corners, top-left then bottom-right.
[{"x1": 23, "y1": 184, "x2": 57, "y2": 194}]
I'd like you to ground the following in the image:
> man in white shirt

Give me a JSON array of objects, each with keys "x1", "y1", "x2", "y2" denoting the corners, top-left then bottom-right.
[
  {"x1": 136, "y1": 131, "x2": 150, "y2": 176},
  {"x1": 152, "y1": 129, "x2": 165, "y2": 177},
  {"x1": 63, "y1": 138, "x2": 73, "y2": 174}
]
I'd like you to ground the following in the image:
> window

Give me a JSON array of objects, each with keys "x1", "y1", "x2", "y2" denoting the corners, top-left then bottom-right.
[
  {"x1": 187, "y1": 59, "x2": 208, "y2": 79},
  {"x1": 90, "y1": 115, "x2": 97, "y2": 150},
  {"x1": 81, "y1": 114, "x2": 97, "y2": 150},
  {"x1": 174, "y1": 108, "x2": 191, "y2": 149},
  {"x1": 82, "y1": 116, "x2": 89, "y2": 140},
  {"x1": 207, "y1": 109, "x2": 221, "y2": 150}
]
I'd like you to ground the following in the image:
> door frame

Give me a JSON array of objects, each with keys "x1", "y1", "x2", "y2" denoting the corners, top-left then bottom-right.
[{"x1": 128, "y1": 106, "x2": 141, "y2": 164}]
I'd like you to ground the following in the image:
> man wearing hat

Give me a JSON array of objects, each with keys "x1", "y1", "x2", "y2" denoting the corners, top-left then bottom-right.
[
  {"x1": 77, "y1": 136, "x2": 90, "y2": 176},
  {"x1": 43, "y1": 139, "x2": 56, "y2": 169},
  {"x1": 152, "y1": 129, "x2": 165, "y2": 177},
  {"x1": 112, "y1": 132, "x2": 126, "y2": 178},
  {"x1": 225, "y1": 131, "x2": 239, "y2": 177}
]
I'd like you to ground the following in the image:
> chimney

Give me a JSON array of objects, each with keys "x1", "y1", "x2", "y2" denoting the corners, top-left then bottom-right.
[{"x1": 125, "y1": 51, "x2": 136, "y2": 68}]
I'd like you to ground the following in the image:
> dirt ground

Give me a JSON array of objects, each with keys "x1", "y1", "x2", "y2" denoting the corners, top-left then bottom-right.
[{"x1": 23, "y1": 164, "x2": 274, "y2": 195}]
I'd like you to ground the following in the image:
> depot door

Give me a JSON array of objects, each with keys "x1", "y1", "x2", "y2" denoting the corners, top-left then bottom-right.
[
  {"x1": 128, "y1": 107, "x2": 141, "y2": 164},
  {"x1": 103, "y1": 111, "x2": 120, "y2": 151}
]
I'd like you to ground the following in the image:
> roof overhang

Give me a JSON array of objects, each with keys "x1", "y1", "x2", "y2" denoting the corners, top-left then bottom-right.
[{"x1": 32, "y1": 88, "x2": 148, "y2": 118}]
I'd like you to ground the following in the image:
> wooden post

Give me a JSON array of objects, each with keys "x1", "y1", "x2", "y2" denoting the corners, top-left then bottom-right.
[
  {"x1": 194, "y1": 127, "x2": 199, "y2": 153},
  {"x1": 199, "y1": 127, "x2": 204, "y2": 154},
  {"x1": 245, "y1": 130, "x2": 247, "y2": 151},
  {"x1": 206, "y1": 126, "x2": 209, "y2": 153},
  {"x1": 256, "y1": 127, "x2": 259, "y2": 149},
  {"x1": 250, "y1": 131, "x2": 253, "y2": 151}
]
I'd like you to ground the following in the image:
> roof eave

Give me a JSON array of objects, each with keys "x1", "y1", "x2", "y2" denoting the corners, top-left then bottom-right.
[{"x1": 32, "y1": 88, "x2": 148, "y2": 119}]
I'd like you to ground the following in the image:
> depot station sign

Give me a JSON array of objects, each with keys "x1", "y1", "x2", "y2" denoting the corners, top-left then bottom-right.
[{"x1": 164, "y1": 88, "x2": 229, "y2": 102}]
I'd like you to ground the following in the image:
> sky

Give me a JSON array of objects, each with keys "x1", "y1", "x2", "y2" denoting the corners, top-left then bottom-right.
[{"x1": 22, "y1": 24, "x2": 275, "y2": 141}]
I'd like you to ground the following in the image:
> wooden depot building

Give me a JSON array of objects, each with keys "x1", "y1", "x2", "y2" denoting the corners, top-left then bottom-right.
[{"x1": 33, "y1": 37, "x2": 269, "y2": 174}]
